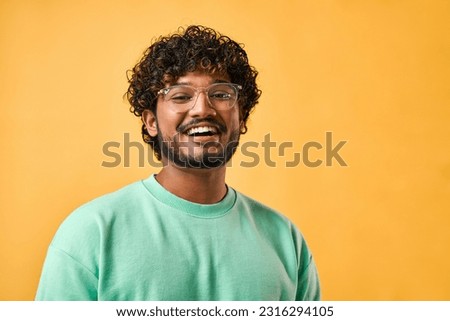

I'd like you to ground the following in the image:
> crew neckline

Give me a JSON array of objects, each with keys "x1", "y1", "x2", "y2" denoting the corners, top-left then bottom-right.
[{"x1": 141, "y1": 174, "x2": 236, "y2": 218}]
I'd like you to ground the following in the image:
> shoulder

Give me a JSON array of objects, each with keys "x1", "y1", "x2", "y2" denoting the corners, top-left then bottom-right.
[
  {"x1": 232, "y1": 188, "x2": 312, "y2": 251},
  {"x1": 51, "y1": 179, "x2": 147, "y2": 247},
  {"x1": 231, "y1": 189, "x2": 309, "y2": 249},
  {"x1": 233, "y1": 189, "x2": 295, "y2": 228},
  {"x1": 75, "y1": 179, "x2": 146, "y2": 214},
  {"x1": 72, "y1": 178, "x2": 148, "y2": 216}
]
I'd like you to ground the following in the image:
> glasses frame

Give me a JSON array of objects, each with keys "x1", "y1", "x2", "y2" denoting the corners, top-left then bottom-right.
[{"x1": 157, "y1": 83, "x2": 242, "y2": 113}]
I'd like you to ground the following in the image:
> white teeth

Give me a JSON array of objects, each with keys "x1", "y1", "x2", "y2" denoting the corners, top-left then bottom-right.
[{"x1": 186, "y1": 126, "x2": 217, "y2": 135}]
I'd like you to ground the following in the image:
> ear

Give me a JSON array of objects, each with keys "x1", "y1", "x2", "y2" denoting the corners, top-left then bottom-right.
[
  {"x1": 239, "y1": 120, "x2": 246, "y2": 134},
  {"x1": 142, "y1": 110, "x2": 158, "y2": 137}
]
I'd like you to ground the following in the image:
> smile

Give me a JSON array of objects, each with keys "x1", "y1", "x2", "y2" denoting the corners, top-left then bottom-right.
[{"x1": 186, "y1": 126, "x2": 218, "y2": 136}]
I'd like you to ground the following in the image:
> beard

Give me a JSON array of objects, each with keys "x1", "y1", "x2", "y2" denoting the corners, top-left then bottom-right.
[{"x1": 157, "y1": 128, "x2": 240, "y2": 169}]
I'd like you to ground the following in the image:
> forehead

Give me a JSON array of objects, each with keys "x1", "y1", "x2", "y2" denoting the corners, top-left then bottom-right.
[{"x1": 167, "y1": 71, "x2": 230, "y2": 87}]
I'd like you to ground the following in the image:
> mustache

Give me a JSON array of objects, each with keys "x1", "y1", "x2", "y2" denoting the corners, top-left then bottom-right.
[{"x1": 176, "y1": 117, "x2": 227, "y2": 134}]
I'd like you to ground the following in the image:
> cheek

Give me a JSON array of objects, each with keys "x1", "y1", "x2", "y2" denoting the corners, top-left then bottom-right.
[
  {"x1": 156, "y1": 110, "x2": 184, "y2": 134},
  {"x1": 230, "y1": 106, "x2": 243, "y2": 127},
  {"x1": 226, "y1": 109, "x2": 241, "y2": 130}
]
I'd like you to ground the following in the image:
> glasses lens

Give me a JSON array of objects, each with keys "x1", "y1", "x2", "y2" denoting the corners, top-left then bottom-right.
[
  {"x1": 207, "y1": 83, "x2": 239, "y2": 110},
  {"x1": 164, "y1": 86, "x2": 196, "y2": 103}
]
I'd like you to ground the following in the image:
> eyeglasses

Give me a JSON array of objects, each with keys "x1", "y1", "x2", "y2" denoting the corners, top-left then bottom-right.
[{"x1": 157, "y1": 83, "x2": 242, "y2": 113}]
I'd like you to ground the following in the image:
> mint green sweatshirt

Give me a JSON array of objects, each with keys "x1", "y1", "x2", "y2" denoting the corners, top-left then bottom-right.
[{"x1": 36, "y1": 175, "x2": 320, "y2": 300}]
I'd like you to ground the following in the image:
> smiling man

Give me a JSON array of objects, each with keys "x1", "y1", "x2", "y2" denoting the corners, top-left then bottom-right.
[{"x1": 36, "y1": 25, "x2": 320, "y2": 300}]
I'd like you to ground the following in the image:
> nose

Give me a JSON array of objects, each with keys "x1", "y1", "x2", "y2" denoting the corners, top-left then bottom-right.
[{"x1": 188, "y1": 90, "x2": 216, "y2": 117}]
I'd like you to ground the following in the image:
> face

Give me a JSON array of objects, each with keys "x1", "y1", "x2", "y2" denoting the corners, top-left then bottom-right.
[{"x1": 143, "y1": 71, "x2": 243, "y2": 169}]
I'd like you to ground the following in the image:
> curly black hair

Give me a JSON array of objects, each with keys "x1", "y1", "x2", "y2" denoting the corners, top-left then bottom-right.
[{"x1": 126, "y1": 25, "x2": 261, "y2": 160}]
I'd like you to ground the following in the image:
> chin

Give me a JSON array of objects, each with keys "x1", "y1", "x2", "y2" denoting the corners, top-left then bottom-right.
[
  {"x1": 171, "y1": 152, "x2": 229, "y2": 169},
  {"x1": 159, "y1": 129, "x2": 241, "y2": 169}
]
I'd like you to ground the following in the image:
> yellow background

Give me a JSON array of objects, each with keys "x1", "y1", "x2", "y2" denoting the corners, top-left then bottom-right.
[{"x1": 1, "y1": 0, "x2": 449, "y2": 300}]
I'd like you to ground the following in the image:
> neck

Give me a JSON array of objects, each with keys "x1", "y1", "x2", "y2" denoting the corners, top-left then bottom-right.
[{"x1": 155, "y1": 164, "x2": 227, "y2": 204}]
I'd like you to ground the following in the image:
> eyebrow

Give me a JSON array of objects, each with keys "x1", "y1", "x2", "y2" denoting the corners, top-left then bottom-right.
[{"x1": 174, "y1": 79, "x2": 229, "y2": 86}]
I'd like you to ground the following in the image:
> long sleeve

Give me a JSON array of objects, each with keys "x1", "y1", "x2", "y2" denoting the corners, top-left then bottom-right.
[
  {"x1": 296, "y1": 255, "x2": 321, "y2": 300},
  {"x1": 35, "y1": 245, "x2": 98, "y2": 300},
  {"x1": 290, "y1": 222, "x2": 321, "y2": 301}
]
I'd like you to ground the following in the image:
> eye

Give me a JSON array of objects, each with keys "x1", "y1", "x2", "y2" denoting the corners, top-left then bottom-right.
[
  {"x1": 166, "y1": 87, "x2": 195, "y2": 104},
  {"x1": 209, "y1": 91, "x2": 232, "y2": 100},
  {"x1": 169, "y1": 93, "x2": 193, "y2": 103}
]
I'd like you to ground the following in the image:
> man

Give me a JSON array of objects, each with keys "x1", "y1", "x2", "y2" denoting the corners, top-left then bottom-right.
[{"x1": 36, "y1": 25, "x2": 320, "y2": 300}]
